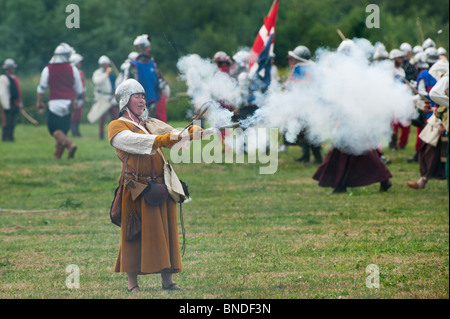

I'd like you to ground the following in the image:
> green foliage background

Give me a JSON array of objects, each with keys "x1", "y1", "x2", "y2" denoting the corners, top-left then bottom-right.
[
  {"x1": 0, "y1": 0, "x2": 448, "y2": 75},
  {"x1": 0, "y1": 0, "x2": 448, "y2": 122}
]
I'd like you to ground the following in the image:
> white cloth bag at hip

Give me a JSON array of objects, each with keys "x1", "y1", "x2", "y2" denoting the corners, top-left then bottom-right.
[
  {"x1": 157, "y1": 149, "x2": 186, "y2": 203},
  {"x1": 419, "y1": 114, "x2": 442, "y2": 147}
]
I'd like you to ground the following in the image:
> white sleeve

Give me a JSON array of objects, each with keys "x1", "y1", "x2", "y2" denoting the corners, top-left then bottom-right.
[
  {"x1": 417, "y1": 79, "x2": 428, "y2": 97},
  {"x1": 429, "y1": 76, "x2": 449, "y2": 107},
  {"x1": 111, "y1": 130, "x2": 158, "y2": 155},
  {"x1": 72, "y1": 66, "x2": 83, "y2": 96},
  {"x1": 37, "y1": 67, "x2": 49, "y2": 94},
  {"x1": 0, "y1": 75, "x2": 10, "y2": 110}
]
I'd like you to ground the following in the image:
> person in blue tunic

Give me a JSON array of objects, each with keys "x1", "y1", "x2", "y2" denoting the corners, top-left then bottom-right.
[
  {"x1": 283, "y1": 45, "x2": 322, "y2": 164},
  {"x1": 129, "y1": 34, "x2": 169, "y2": 123}
]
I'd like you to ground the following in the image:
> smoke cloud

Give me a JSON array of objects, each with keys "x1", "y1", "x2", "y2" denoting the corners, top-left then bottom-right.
[{"x1": 177, "y1": 39, "x2": 416, "y2": 155}]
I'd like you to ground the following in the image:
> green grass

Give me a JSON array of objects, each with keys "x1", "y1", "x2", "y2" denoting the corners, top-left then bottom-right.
[{"x1": 0, "y1": 123, "x2": 448, "y2": 299}]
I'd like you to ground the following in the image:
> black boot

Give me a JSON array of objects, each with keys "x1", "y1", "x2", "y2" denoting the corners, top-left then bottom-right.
[
  {"x1": 312, "y1": 145, "x2": 322, "y2": 164},
  {"x1": 389, "y1": 134, "x2": 398, "y2": 151},
  {"x1": 295, "y1": 141, "x2": 310, "y2": 162}
]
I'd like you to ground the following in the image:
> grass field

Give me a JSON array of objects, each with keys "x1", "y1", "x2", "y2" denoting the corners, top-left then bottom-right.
[{"x1": 0, "y1": 122, "x2": 448, "y2": 299}]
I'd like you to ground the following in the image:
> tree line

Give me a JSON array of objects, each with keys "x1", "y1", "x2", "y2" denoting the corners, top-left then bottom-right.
[{"x1": 0, "y1": 0, "x2": 448, "y2": 77}]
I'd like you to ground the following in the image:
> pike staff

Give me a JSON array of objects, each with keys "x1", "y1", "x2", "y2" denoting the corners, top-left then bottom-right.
[
  {"x1": 337, "y1": 29, "x2": 346, "y2": 41},
  {"x1": 20, "y1": 108, "x2": 39, "y2": 125}
]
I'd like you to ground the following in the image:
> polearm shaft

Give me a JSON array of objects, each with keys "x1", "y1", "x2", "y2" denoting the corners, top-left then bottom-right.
[
  {"x1": 20, "y1": 108, "x2": 39, "y2": 125},
  {"x1": 0, "y1": 208, "x2": 57, "y2": 213},
  {"x1": 337, "y1": 29, "x2": 346, "y2": 41}
]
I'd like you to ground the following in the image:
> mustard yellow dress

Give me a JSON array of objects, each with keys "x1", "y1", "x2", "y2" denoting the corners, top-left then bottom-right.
[{"x1": 108, "y1": 119, "x2": 182, "y2": 275}]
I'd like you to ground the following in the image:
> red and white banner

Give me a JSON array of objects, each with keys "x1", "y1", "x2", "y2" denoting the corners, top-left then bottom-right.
[{"x1": 248, "y1": 0, "x2": 279, "y2": 73}]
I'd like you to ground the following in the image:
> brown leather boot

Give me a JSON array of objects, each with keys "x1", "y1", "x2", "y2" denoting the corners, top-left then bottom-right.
[
  {"x1": 63, "y1": 135, "x2": 77, "y2": 159},
  {"x1": 406, "y1": 177, "x2": 427, "y2": 190},
  {"x1": 53, "y1": 130, "x2": 65, "y2": 159},
  {"x1": 53, "y1": 130, "x2": 77, "y2": 159}
]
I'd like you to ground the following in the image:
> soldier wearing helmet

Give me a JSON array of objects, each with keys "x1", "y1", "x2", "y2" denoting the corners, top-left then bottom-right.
[
  {"x1": 409, "y1": 47, "x2": 441, "y2": 163},
  {"x1": 89, "y1": 55, "x2": 118, "y2": 139},
  {"x1": 213, "y1": 51, "x2": 232, "y2": 74},
  {"x1": 0, "y1": 58, "x2": 22, "y2": 142},
  {"x1": 389, "y1": 49, "x2": 407, "y2": 81},
  {"x1": 36, "y1": 43, "x2": 83, "y2": 159},
  {"x1": 129, "y1": 34, "x2": 169, "y2": 123},
  {"x1": 286, "y1": 45, "x2": 313, "y2": 83},
  {"x1": 108, "y1": 78, "x2": 203, "y2": 292},
  {"x1": 283, "y1": 45, "x2": 322, "y2": 164},
  {"x1": 422, "y1": 38, "x2": 436, "y2": 50},
  {"x1": 437, "y1": 47, "x2": 448, "y2": 61},
  {"x1": 400, "y1": 42, "x2": 417, "y2": 81},
  {"x1": 388, "y1": 48, "x2": 413, "y2": 151}
]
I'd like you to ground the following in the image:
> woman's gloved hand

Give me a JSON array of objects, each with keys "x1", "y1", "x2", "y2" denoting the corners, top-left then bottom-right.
[
  {"x1": 153, "y1": 132, "x2": 183, "y2": 148},
  {"x1": 188, "y1": 125, "x2": 203, "y2": 139}
]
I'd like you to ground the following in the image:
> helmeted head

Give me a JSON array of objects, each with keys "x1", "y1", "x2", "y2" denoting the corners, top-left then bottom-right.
[
  {"x1": 413, "y1": 45, "x2": 423, "y2": 55},
  {"x1": 70, "y1": 53, "x2": 83, "y2": 66},
  {"x1": 128, "y1": 51, "x2": 139, "y2": 61},
  {"x1": 425, "y1": 47, "x2": 439, "y2": 64},
  {"x1": 98, "y1": 55, "x2": 110, "y2": 67},
  {"x1": 422, "y1": 38, "x2": 436, "y2": 50},
  {"x1": 414, "y1": 52, "x2": 429, "y2": 70},
  {"x1": 213, "y1": 51, "x2": 232, "y2": 66},
  {"x1": 437, "y1": 47, "x2": 447, "y2": 56},
  {"x1": 133, "y1": 34, "x2": 151, "y2": 54},
  {"x1": 400, "y1": 42, "x2": 412, "y2": 53},
  {"x1": 115, "y1": 79, "x2": 146, "y2": 111},
  {"x1": 389, "y1": 49, "x2": 405, "y2": 60},
  {"x1": 232, "y1": 49, "x2": 250, "y2": 68},
  {"x1": 288, "y1": 45, "x2": 311, "y2": 62},
  {"x1": 213, "y1": 51, "x2": 232, "y2": 73},
  {"x1": 372, "y1": 48, "x2": 389, "y2": 62},
  {"x1": 336, "y1": 39, "x2": 357, "y2": 56},
  {"x1": 2, "y1": 58, "x2": 17, "y2": 70},
  {"x1": 400, "y1": 42, "x2": 412, "y2": 58},
  {"x1": 50, "y1": 43, "x2": 74, "y2": 64},
  {"x1": 389, "y1": 49, "x2": 405, "y2": 67}
]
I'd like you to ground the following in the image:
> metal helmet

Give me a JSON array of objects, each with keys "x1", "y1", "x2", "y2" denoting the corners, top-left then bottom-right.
[
  {"x1": 213, "y1": 51, "x2": 231, "y2": 64},
  {"x1": 128, "y1": 51, "x2": 139, "y2": 60},
  {"x1": 437, "y1": 47, "x2": 447, "y2": 56},
  {"x1": 422, "y1": 38, "x2": 436, "y2": 49},
  {"x1": 133, "y1": 34, "x2": 151, "y2": 54},
  {"x1": 232, "y1": 50, "x2": 250, "y2": 67},
  {"x1": 400, "y1": 42, "x2": 412, "y2": 53},
  {"x1": 288, "y1": 45, "x2": 311, "y2": 61},
  {"x1": 98, "y1": 55, "x2": 110, "y2": 65},
  {"x1": 337, "y1": 39, "x2": 357, "y2": 55},
  {"x1": 389, "y1": 49, "x2": 405, "y2": 60},
  {"x1": 2, "y1": 58, "x2": 17, "y2": 69},
  {"x1": 373, "y1": 48, "x2": 389, "y2": 61},
  {"x1": 425, "y1": 47, "x2": 439, "y2": 64},
  {"x1": 115, "y1": 79, "x2": 146, "y2": 111},
  {"x1": 70, "y1": 53, "x2": 83, "y2": 66},
  {"x1": 50, "y1": 43, "x2": 74, "y2": 63},
  {"x1": 414, "y1": 52, "x2": 429, "y2": 69},
  {"x1": 412, "y1": 45, "x2": 423, "y2": 55}
]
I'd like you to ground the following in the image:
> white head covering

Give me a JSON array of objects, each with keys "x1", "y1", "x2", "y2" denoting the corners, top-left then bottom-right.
[
  {"x1": 49, "y1": 43, "x2": 74, "y2": 64},
  {"x1": 115, "y1": 79, "x2": 145, "y2": 111},
  {"x1": 437, "y1": 47, "x2": 447, "y2": 56},
  {"x1": 98, "y1": 55, "x2": 110, "y2": 65},
  {"x1": 2, "y1": 58, "x2": 17, "y2": 69},
  {"x1": 133, "y1": 34, "x2": 151, "y2": 54},
  {"x1": 70, "y1": 53, "x2": 83, "y2": 66}
]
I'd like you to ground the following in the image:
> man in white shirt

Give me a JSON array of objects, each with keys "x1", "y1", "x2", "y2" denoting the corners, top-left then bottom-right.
[{"x1": 36, "y1": 43, "x2": 83, "y2": 159}]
